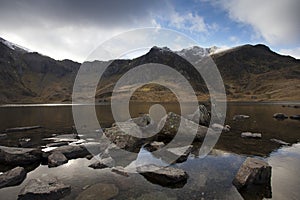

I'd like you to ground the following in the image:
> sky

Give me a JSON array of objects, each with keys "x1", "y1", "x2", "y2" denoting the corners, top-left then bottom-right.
[{"x1": 0, "y1": 0, "x2": 299, "y2": 62}]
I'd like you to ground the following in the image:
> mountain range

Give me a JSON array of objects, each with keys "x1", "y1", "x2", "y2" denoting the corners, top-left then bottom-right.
[{"x1": 0, "y1": 37, "x2": 299, "y2": 103}]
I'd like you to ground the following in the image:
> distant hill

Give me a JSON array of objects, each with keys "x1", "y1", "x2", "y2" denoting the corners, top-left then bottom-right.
[{"x1": 0, "y1": 37, "x2": 299, "y2": 103}]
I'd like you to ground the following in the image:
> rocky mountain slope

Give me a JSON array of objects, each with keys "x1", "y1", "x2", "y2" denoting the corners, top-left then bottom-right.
[{"x1": 0, "y1": 37, "x2": 299, "y2": 103}]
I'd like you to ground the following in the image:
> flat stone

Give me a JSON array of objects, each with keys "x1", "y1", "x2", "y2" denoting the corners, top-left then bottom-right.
[
  {"x1": 233, "y1": 115, "x2": 250, "y2": 120},
  {"x1": 48, "y1": 152, "x2": 68, "y2": 167},
  {"x1": 233, "y1": 157, "x2": 271, "y2": 190},
  {"x1": 137, "y1": 164, "x2": 188, "y2": 187},
  {"x1": 18, "y1": 177, "x2": 71, "y2": 200},
  {"x1": 76, "y1": 183, "x2": 118, "y2": 200},
  {"x1": 0, "y1": 146, "x2": 42, "y2": 166},
  {"x1": 88, "y1": 157, "x2": 114, "y2": 169},
  {"x1": 0, "y1": 167, "x2": 27, "y2": 189},
  {"x1": 270, "y1": 138, "x2": 290, "y2": 146},
  {"x1": 241, "y1": 132, "x2": 262, "y2": 139}
]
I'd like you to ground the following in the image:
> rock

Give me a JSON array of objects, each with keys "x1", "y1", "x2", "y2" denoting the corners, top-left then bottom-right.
[
  {"x1": 211, "y1": 123, "x2": 230, "y2": 132},
  {"x1": 0, "y1": 167, "x2": 27, "y2": 189},
  {"x1": 188, "y1": 105, "x2": 210, "y2": 126},
  {"x1": 137, "y1": 164, "x2": 188, "y2": 187},
  {"x1": 88, "y1": 157, "x2": 114, "y2": 169},
  {"x1": 46, "y1": 142, "x2": 69, "y2": 148},
  {"x1": 51, "y1": 145, "x2": 90, "y2": 160},
  {"x1": 273, "y1": 113, "x2": 288, "y2": 120},
  {"x1": 0, "y1": 146, "x2": 42, "y2": 166},
  {"x1": 18, "y1": 138, "x2": 31, "y2": 148},
  {"x1": 233, "y1": 157, "x2": 271, "y2": 190},
  {"x1": 111, "y1": 166, "x2": 129, "y2": 177},
  {"x1": 166, "y1": 145, "x2": 193, "y2": 163},
  {"x1": 131, "y1": 114, "x2": 152, "y2": 127},
  {"x1": 104, "y1": 124, "x2": 144, "y2": 152},
  {"x1": 290, "y1": 115, "x2": 300, "y2": 120},
  {"x1": 241, "y1": 132, "x2": 262, "y2": 139},
  {"x1": 157, "y1": 112, "x2": 207, "y2": 142},
  {"x1": 85, "y1": 154, "x2": 94, "y2": 160},
  {"x1": 18, "y1": 177, "x2": 71, "y2": 200},
  {"x1": 270, "y1": 138, "x2": 290, "y2": 146},
  {"x1": 0, "y1": 134, "x2": 7, "y2": 139},
  {"x1": 233, "y1": 115, "x2": 250, "y2": 120},
  {"x1": 48, "y1": 152, "x2": 68, "y2": 167},
  {"x1": 76, "y1": 183, "x2": 118, "y2": 200},
  {"x1": 4, "y1": 125, "x2": 41, "y2": 133},
  {"x1": 144, "y1": 141, "x2": 165, "y2": 151}
]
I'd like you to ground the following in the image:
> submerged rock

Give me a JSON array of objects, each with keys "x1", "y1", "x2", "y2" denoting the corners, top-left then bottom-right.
[
  {"x1": 233, "y1": 115, "x2": 250, "y2": 120},
  {"x1": 134, "y1": 191, "x2": 177, "y2": 200},
  {"x1": 233, "y1": 157, "x2": 271, "y2": 190},
  {"x1": 273, "y1": 113, "x2": 288, "y2": 120},
  {"x1": 241, "y1": 132, "x2": 262, "y2": 139},
  {"x1": 75, "y1": 183, "x2": 119, "y2": 200},
  {"x1": 0, "y1": 134, "x2": 7, "y2": 139},
  {"x1": 0, "y1": 167, "x2": 27, "y2": 189},
  {"x1": 48, "y1": 152, "x2": 68, "y2": 168},
  {"x1": 137, "y1": 164, "x2": 188, "y2": 188},
  {"x1": 18, "y1": 177, "x2": 71, "y2": 200},
  {"x1": 88, "y1": 157, "x2": 114, "y2": 169},
  {"x1": 0, "y1": 146, "x2": 42, "y2": 166}
]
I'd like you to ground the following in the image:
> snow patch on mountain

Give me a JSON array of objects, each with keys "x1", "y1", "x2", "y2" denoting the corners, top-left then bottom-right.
[{"x1": 0, "y1": 37, "x2": 31, "y2": 52}]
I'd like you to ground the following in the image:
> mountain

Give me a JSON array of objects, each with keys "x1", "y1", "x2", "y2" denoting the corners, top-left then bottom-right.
[{"x1": 0, "y1": 37, "x2": 299, "y2": 103}]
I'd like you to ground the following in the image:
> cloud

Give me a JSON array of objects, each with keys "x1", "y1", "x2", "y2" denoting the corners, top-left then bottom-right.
[
  {"x1": 217, "y1": 0, "x2": 300, "y2": 46},
  {"x1": 279, "y1": 47, "x2": 300, "y2": 59},
  {"x1": 0, "y1": 0, "x2": 169, "y2": 61},
  {"x1": 168, "y1": 12, "x2": 208, "y2": 33}
]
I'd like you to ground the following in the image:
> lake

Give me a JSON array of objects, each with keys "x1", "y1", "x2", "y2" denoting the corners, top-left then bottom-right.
[{"x1": 0, "y1": 103, "x2": 299, "y2": 200}]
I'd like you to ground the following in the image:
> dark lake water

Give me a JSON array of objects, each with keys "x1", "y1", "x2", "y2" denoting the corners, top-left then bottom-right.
[{"x1": 0, "y1": 103, "x2": 299, "y2": 200}]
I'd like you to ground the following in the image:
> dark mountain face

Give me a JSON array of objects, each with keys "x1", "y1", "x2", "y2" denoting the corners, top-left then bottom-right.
[{"x1": 0, "y1": 37, "x2": 299, "y2": 103}]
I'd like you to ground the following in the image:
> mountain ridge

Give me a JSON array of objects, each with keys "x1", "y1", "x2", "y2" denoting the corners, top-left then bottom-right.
[{"x1": 0, "y1": 37, "x2": 299, "y2": 103}]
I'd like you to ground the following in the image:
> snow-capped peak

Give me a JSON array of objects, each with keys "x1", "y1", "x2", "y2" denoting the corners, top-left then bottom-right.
[{"x1": 0, "y1": 37, "x2": 31, "y2": 52}]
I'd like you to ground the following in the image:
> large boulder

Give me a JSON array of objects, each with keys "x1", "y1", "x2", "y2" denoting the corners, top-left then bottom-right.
[
  {"x1": 188, "y1": 105, "x2": 210, "y2": 126},
  {"x1": 48, "y1": 152, "x2": 68, "y2": 168},
  {"x1": 75, "y1": 183, "x2": 119, "y2": 200},
  {"x1": 137, "y1": 164, "x2": 188, "y2": 188},
  {"x1": 241, "y1": 132, "x2": 262, "y2": 139},
  {"x1": 0, "y1": 146, "x2": 42, "y2": 166},
  {"x1": 104, "y1": 124, "x2": 144, "y2": 152},
  {"x1": 18, "y1": 177, "x2": 71, "y2": 200},
  {"x1": 233, "y1": 157, "x2": 271, "y2": 190},
  {"x1": 157, "y1": 112, "x2": 208, "y2": 142},
  {"x1": 0, "y1": 167, "x2": 27, "y2": 189},
  {"x1": 50, "y1": 145, "x2": 90, "y2": 160}
]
